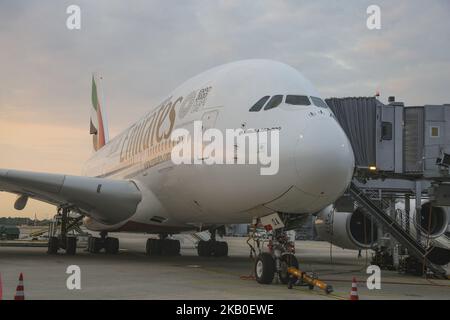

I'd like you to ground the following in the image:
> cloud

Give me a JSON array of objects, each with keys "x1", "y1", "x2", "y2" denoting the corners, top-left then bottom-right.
[{"x1": 1, "y1": 0, "x2": 450, "y2": 216}]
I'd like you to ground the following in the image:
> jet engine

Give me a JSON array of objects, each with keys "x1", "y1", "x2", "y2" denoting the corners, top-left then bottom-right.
[
  {"x1": 415, "y1": 201, "x2": 449, "y2": 238},
  {"x1": 314, "y1": 205, "x2": 378, "y2": 250}
]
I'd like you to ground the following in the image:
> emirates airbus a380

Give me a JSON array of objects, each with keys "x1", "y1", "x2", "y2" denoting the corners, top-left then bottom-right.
[{"x1": 0, "y1": 59, "x2": 355, "y2": 284}]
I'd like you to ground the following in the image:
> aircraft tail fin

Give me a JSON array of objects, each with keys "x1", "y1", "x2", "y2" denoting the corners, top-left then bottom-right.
[{"x1": 90, "y1": 74, "x2": 109, "y2": 151}]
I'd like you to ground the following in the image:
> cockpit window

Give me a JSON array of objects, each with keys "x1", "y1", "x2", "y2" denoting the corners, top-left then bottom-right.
[
  {"x1": 310, "y1": 96, "x2": 329, "y2": 108},
  {"x1": 249, "y1": 96, "x2": 270, "y2": 112},
  {"x1": 285, "y1": 95, "x2": 311, "y2": 106},
  {"x1": 264, "y1": 95, "x2": 283, "y2": 110}
]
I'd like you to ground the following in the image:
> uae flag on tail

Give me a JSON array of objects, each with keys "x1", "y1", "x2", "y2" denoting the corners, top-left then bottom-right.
[{"x1": 90, "y1": 74, "x2": 109, "y2": 151}]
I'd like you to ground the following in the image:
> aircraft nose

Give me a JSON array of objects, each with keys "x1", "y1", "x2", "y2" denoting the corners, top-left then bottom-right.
[{"x1": 294, "y1": 116, "x2": 354, "y2": 199}]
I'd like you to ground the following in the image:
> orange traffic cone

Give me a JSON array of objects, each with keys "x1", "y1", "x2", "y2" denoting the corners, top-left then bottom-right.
[
  {"x1": 14, "y1": 273, "x2": 25, "y2": 300},
  {"x1": 349, "y1": 277, "x2": 359, "y2": 300}
]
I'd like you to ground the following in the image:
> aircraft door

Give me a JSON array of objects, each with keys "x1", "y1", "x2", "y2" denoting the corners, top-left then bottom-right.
[{"x1": 201, "y1": 110, "x2": 219, "y2": 132}]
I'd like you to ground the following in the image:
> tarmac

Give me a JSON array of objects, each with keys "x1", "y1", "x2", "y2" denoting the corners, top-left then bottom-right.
[{"x1": 0, "y1": 233, "x2": 449, "y2": 300}]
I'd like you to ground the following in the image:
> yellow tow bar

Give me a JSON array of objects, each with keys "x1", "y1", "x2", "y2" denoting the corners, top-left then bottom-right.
[{"x1": 287, "y1": 267, "x2": 333, "y2": 294}]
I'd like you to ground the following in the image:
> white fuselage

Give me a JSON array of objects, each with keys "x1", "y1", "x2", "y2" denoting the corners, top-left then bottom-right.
[{"x1": 82, "y1": 60, "x2": 355, "y2": 233}]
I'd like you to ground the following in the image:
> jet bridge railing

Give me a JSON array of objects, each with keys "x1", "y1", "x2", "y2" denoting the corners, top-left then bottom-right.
[
  {"x1": 359, "y1": 189, "x2": 450, "y2": 248},
  {"x1": 394, "y1": 207, "x2": 450, "y2": 248},
  {"x1": 348, "y1": 182, "x2": 448, "y2": 277}
]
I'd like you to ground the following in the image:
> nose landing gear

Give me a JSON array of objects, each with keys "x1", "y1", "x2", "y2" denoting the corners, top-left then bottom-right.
[
  {"x1": 252, "y1": 227, "x2": 298, "y2": 284},
  {"x1": 249, "y1": 214, "x2": 332, "y2": 294}
]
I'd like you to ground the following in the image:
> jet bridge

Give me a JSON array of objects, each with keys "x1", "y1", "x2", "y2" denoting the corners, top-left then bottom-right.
[
  {"x1": 326, "y1": 96, "x2": 450, "y2": 179},
  {"x1": 326, "y1": 96, "x2": 450, "y2": 277}
]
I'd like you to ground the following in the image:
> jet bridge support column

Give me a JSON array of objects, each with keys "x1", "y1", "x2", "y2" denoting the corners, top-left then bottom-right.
[
  {"x1": 405, "y1": 194, "x2": 410, "y2": 235},
  {"x1": 415, "y1": 182, "x2": 423, "y2": 242}
]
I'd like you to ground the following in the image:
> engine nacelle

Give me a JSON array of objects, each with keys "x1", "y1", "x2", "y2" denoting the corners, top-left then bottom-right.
[
  {"x1": 314, "y1": 205, "x2": 378, "y2": 250},
  {"x1": 416, "y1": 201, "x2": 449, "y2": 239}
]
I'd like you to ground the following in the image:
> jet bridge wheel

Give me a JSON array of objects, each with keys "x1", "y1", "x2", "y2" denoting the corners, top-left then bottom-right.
[
  {"x1": 255, "y1": 253, "x2": 276, "y2": 284},
  {"x1": 278, "y1": 253, "x2": 299, "y2": 284}
]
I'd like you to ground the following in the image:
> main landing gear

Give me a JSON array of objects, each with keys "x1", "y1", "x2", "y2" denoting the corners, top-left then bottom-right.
[
  {"x1": 146, "y1": 234, "x2": 181, "y2": 256},
  {"x1": 252, "y1": 228, "x2": 299, "y2": 285},
  {"x1": 88, "y1": 231, "x2": 120, "y2": 254},
  {"x1": 47, "y1": 206, "x2": 84, "y2": 255},
  {"x1": 197, "y1": 227, "x2": 228, "y2": 257},
  {"x1": 47, "y1": 206, "x2": 120, "y2": 255}
]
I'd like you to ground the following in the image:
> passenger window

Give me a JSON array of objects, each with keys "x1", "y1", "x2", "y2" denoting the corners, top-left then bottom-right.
[
  {"x1": 310, "y1": 96, "x2": 329, "y2": 108},
  {"x1": 264, "y1": 95, "x2": 283, "y2": 110},
  {"x1": 285, "y1": 95, "x2": 311, "y2": 106},
  {"x1": 249, "y1": 96, "x2": 270, "y2": 112}
]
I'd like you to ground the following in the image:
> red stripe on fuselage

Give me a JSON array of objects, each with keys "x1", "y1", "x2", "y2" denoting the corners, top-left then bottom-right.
[{"x1": 114, "y1": 221, "x2": 194, "y2": 234}]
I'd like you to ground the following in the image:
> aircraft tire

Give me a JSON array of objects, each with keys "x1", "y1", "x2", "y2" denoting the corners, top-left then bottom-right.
[
  {"x1": 255, "y1": 253, "x2": 275, "y2": 284},
  {"x1": 47, "y1": 236, "x2": 59, "y2": 255},
  {"x1": 87, "y1": 237, "x2": 93, "y2": 253},
  {"x1": 171, "y1": 239, "x2": 181, "y2": 255},
  {"x1": 278, "y1": 253, "x2": 299, "y2": 284},
  {"x1": 89, "y1": 237, "x2": 102, "y2": 254},
  {"x1": 197, "y1": 240, "x2": 211, "y2": 257},
  {"x1": 146, "y1": 238, "x2": 162, "y2": 256},
  {"x1": 161, "y1": 239, "x2": 180, "y2": 256},
  {"x1": 65, "y1": 237, "x2": 77, "y2": 255},
  {"x1": 105, "y1": 237, "x2": 119, "y2": 254},
  {"x1": 214, "y1": 241, "x2": 228, "y2": 257}
]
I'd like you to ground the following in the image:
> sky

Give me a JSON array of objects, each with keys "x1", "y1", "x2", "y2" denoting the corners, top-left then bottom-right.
[{"x1": 1, "y1": 0, "x2": 449, "y2": 219}]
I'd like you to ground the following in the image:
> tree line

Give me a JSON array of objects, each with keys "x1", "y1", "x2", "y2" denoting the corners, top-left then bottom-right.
[{"x1": 0, "y1": 217, "x2": 51, "y2": 226}]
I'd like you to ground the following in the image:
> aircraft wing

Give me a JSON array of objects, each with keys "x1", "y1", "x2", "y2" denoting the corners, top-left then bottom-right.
[{"x1": 0, "y1": 169, "x2": 142, "y2": 225}]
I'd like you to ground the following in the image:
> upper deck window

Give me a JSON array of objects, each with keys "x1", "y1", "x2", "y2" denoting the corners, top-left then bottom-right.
[
  {"x1": 285, "y1": 95, "x2": 311, "y2": 106},
  {"x1": 249, "y1": 96, "x2": 270, "y2": 112},
  {"x1": 264, "y1": 95, "x2": 283, "y2": 111},
  {"x1": 310, "y1": 96, "x2": 329, "y2": 108}
]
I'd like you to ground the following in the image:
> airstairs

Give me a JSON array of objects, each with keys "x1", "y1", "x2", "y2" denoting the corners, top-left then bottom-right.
[{"x1": 348, "y1": 182, "x2": 449, "y2": 278}]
